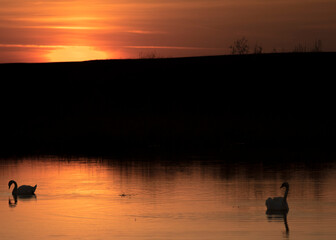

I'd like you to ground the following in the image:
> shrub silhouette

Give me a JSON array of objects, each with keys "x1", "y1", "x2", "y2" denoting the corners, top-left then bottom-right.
[
  {"x1": 293, "y1": 42, "x2": 308, "y2": 53},
  {"x1": 138, "y1": 50, "x2": 161, "y2": 59},
  {"x1": 293, "y1": 40, "x2": 322, "y2": 53},
  {"x1": 253, "y1": 43, "x2": 263, "y2": 54},
  {"x1": 312, "y1": 40, "x2": 322, "y2": 52},
  {"x1": 229, "y1": 37, "x2": 249, "y2": 55}
]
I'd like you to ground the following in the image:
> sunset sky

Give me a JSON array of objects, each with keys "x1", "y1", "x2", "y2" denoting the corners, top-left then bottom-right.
[{"x1": 0, "y1": 0, "x2": 335, "y2": 62}]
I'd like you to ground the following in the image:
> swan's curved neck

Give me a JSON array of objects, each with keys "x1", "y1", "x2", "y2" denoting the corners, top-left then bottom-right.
[
  {"x1": 284, "y1": 186, "x2": 289, "y2": 200},
  {"x1": 10, "y1": 181, "x2": 18, "y2": 190}
]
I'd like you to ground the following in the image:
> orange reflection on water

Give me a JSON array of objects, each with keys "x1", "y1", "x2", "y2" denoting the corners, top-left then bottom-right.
[{"x1": 1, "y1": 158, "x2": 336, "y2": 240}]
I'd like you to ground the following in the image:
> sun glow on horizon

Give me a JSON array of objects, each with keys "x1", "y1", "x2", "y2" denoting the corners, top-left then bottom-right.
[
  {"x1": 46, "y1": 46, "x2": 109, "y2": 62},
  {"x1": 0, "y1": 0, "x2": 335, "y2": 62}
]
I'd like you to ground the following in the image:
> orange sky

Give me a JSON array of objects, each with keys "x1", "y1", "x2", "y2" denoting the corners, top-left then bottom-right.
[{"x1": 0, "y1": 0, "x2": 335, "y2": 62}]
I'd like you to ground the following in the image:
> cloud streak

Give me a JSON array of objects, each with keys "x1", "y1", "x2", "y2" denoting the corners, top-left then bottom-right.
[{"x1": 125, "y1": 45, "x2": 220, "y2": 50}]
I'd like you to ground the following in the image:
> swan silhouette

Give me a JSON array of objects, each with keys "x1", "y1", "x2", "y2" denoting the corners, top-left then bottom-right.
[
  {"x1": 266, "y1": 182, "x2": 289, "y2": 214},
  {"x1": 8, "y1": 180, "x2": 37, "y2": 196}
]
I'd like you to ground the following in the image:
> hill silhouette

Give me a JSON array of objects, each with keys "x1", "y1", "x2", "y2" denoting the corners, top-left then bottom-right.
[{"x1": 0, "y1": 52, "x2": 335, "y2": 157}]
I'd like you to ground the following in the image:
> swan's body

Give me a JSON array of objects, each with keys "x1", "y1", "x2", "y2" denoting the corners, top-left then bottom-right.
[
  {"x1": 266, "y1": 182, "x2": 289, "y2": 213},
  {"x1": 8, "y1": 180, "x2": 37, "y2": 195}
]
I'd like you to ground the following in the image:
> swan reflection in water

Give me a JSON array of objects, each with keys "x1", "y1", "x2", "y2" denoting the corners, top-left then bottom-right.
[
  {"x1": 8, "y1": 194, "x2": 37, "y2": 208},
  {"x1": 266, "y1": 212, "x2": 290, "y2": 238}
]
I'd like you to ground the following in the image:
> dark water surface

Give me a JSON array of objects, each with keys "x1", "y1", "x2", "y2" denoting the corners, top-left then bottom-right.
[{"x1": 1, "y1": 156, "x2": 335, "y2": 240}]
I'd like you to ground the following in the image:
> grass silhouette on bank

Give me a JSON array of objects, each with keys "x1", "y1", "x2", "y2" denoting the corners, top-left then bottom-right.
[{"x1": 228, "y1": 37, "x2": 324, "y2": 55}]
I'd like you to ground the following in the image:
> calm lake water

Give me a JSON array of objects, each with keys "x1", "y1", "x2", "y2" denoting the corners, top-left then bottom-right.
[{"x1": 0, "y1": 156, "x2": 335, "y2": 240}]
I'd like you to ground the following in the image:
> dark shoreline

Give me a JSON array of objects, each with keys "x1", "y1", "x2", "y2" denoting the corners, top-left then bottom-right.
[{"x1": 1, "y1": 52, "x2": 335, "y2": 158}]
